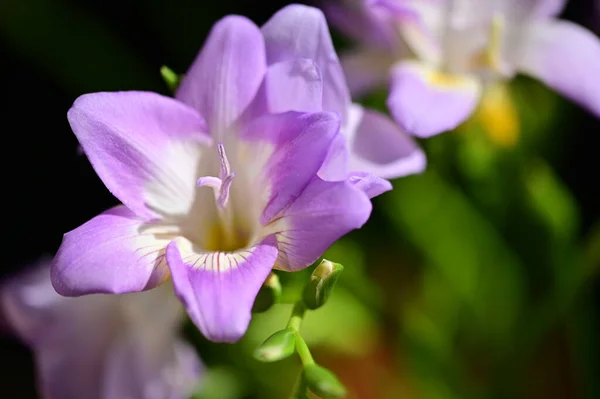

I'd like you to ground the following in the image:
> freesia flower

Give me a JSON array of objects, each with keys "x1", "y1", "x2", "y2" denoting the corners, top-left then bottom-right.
[
  {"x1": 260, "y1": 4, "x2": 426, "y2": 181},
  {"x1": 51, "y1": 14, "x2": 374, "y2": 343},
  {"x1": 329, "y1": 0, "x2": 600, "y2": 138},
  {"x1": 324, "y1": 0, "x2": 416, "y2": 96},
  {"x1": 2, "y1": 260, "x2": 202, "y2": 399}
]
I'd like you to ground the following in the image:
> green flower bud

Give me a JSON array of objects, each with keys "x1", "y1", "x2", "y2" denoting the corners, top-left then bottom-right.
[
  {"x1": 303, "y1": 364, "x2": 347, "y2": 398},
  {"x1": 254, "y1": 328, "x2": 296, "y2": 362},
  {"x1": 302, "y1": 260, "x2": 344, "y2": 310},
  {"x1": 160, "y1": 65, "x2": 182, "y2": 93},
  {"x1": 252, "y1": 272, "x2": 282, "y2": 313}
]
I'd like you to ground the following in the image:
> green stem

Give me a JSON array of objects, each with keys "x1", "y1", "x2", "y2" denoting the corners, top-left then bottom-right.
[
  {"x1": 286, "y1": 301, "x2": 307, "y2": 331},
  {"x1": 290, "y1": 371, "x2": 309, "y2": 399},
  {"x1": 294, "y1": 332, "x2": 315, "y2": 366},
  {"x1": 285, "y1": 300, "x2": 314, "y2": 397}
]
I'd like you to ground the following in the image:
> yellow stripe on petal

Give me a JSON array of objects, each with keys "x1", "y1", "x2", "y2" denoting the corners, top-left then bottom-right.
[
  {"x1": 427, "y1": 69, "x2": 473, "y2": 89},
  {"x1": 404, "y1": 61, "x2": 480, "y2": 92},
  {"x1": 477, "y1": 83, "x2": 520, "y2": 148}
]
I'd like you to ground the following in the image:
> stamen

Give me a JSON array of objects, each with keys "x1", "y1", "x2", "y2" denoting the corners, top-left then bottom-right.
[
  {"x1": 196, "y1": 176, "x2": 222, "y2": 190},
  {"x1": 196, "y1": 142, "x2": 236, "y2": 209}
]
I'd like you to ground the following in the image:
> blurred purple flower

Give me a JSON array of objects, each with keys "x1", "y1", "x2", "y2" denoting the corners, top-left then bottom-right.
[
  {"x1": 330, "y1": 0, "x2": 600, "y2": 137},
  {"x1": 324, "y1": 0, "x2": 418, "y2": 96},
  {"x1": 52, "y1": 13, "x2": 375, "y2": 343},
  {"x1": 260, "y1": 4, "x2": 426, "y2": 181},
  {"x1": 1, "y1": 260, "x2": 202, "y2": 399}
]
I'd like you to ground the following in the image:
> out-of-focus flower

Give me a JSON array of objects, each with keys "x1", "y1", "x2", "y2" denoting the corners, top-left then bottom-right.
[
  {"x1": 1, "y1": 260, "x2": 202, "y2": 399},
  {"x1": 262, "y1": 4, "x2": 426, "y2": 180},
  {"x1": 52, "y1": 13, "x2": 374, "y2": 343},
  {"x1": 324, "y1": 0, "x2": 417, "y2": 96},
  {"x1": 330, "y1": 0, "x2": 600, "y2": 138}
]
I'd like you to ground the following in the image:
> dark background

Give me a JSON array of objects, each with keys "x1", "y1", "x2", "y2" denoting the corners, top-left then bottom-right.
[{"x1": 1, "y1": 0, "x2": 598, "y2": 397}]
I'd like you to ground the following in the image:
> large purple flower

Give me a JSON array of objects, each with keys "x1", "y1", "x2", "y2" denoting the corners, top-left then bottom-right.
[
  {"x1": 51, "y1": 15, "x2": 374, "y2": 342},
  {"x1": 330, "y1": 0, "x2": 600, "y2": 137},
  {"x1": 260, "y1": 4, "x2": 426, "y2": 181},
  {"x1": 2, "y1": 260, "x2": 202, "y2": 399}
]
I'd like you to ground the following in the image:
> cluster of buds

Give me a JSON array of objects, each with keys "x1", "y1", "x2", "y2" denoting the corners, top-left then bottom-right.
[{"x1": 253, "y1": 260, "x2": 347, "y2": 398}]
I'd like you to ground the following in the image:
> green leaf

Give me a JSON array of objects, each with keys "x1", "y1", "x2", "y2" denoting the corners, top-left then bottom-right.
[
  {"x1": 160, "y1": 65, "x2": 182, "y2": 93},
  {"x1": 524, "y1": 159, "x2": 579, "y2": 242},
  {"x1": 385, "y1": 171, "x2": 525, "y2": 349}
]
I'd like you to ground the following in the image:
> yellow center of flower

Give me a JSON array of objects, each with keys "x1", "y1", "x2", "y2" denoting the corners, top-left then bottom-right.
[{"x1": 204, "y1": 219, "x2": 252, "y2": 252}]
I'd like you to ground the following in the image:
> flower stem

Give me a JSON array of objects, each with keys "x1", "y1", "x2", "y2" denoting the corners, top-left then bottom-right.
[
  {"x1": 291, "y1": 371, "x2": 309, "y2": 399},
  {"x1": 286, "y1": 301, "x2": 306, "y2": 332},
  {"x1": 285, "y1": 301, "x2": 315, "y2": 365},
  {"x1": 294, "y1": 332, "x2": 315, "y2": 366},
  {"x1": 285, "y1": 300, "x2": 315, "y2": 398}
]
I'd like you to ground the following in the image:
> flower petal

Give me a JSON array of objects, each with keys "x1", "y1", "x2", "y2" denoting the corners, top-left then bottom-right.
[
  {"x1": 349, "y1": 172, "x2": 393, "y2": 199},
  {"x1": 68, "y1": 91, "x2": 209, "y2": 219},
  {"x1": 103, "y1": 335, "x2": 202, "y2": 399},
  {"x1": 323, "y1": 0, "x2": 398, "y2": 48},
  {"x1": 238, "y1": 112, "x2": 341, "y2": 224},
  {"x1": 341, "y1": 48, "x2": 396, "y2": 97},
  {"x1": 348, "y1": 104, "x2": 427, "y2": 179},
  {"x1": 102, "y1": 284, "x2": 200, "y2": 399},
  {"x1": 532, "y1": 0, "x2": 566, "y2": 18},
  {"x1": 52, "y1": 206, "x2": 173, "y2": 296},
  {"x1": 261, "y1": 58, "x2": 324, "y2": 113},
  {"x1": 34, "y1": 307, "x2": 120, "y2": 399},
  {"x1": 387, "y1": 61, "x2": 482, "y2": 137},
  {"x1": 2, "y1": 262, "x2": 198, "y2": 399},
  {"x1": 166, "y1": 236, "x2": 278, "y2": 342},
  {"x1": 318, "y1": 132, "x2": 350, "y2": 182},
  {"x1": 516, "y1": 19, "x2": 600, "y2": 117},
  {"x1": 267, "y1": 178, "x2": 372, "y2": 271},
  {"x1": 369, "y1": 0, "x2": 421, "y2": 20},
  {"x1": 176, "y1": 16, "x2": 267, "y2": 135},
  {"x1": 2, "y1": 261, "x2": 116, "y2": 348},
  {"x1": 262, "y1": 4, "x2": 351, "y2": 120}
]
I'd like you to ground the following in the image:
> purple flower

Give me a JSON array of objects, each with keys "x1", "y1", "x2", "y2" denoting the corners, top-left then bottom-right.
[
  {"x1": 324, "y1": 0, "x2": 418, "y2": 96},
  {"x1": 261, "y1": 4, "x2": 426, "y2": 181},
  {"x1": 330, "y1": 0, "x2": 600, "y2": 137},
  {"x1": 51, "y1": 14, "x2": 374, "y2": 343},
  {"x1": 1, "y1": 260, "x2": 202, "y2": 399}
]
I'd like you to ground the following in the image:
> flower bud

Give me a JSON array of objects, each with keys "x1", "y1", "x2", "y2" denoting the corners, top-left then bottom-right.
[
  {"x1": 252, "y1": 272, "x2": 282, "y2": 313},
  {"x1": 160, "y1": 65, "x2": 182, "y2": 92},
  {"x1": 302, "y1": 260, "x2": 343, "y2": 310},
  {"x1": 303, "y1": 364, "x2": 347, "y2": 398},
  {"x1": 254, "y1": 328, "x2": 296, "y2": 362}
]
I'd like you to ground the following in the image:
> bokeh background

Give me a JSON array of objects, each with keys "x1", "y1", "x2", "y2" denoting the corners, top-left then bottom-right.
[{"x1": 1, "y1": 0, "x2": 599, "y2": 398}]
